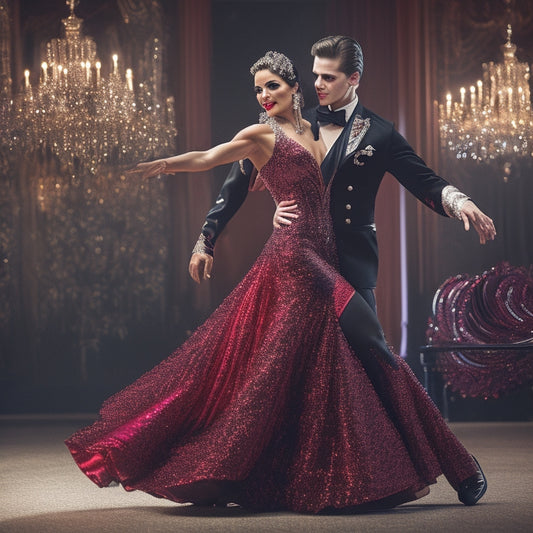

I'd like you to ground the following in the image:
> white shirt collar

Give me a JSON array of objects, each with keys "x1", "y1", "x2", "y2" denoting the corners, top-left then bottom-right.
[{"x1": 328, "y1": 95, "x2": 358, "y2": 121}]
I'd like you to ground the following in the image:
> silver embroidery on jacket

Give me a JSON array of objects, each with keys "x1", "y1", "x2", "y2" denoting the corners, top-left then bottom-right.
[
  {"x1": 353, "y1": 145, "x2": 376, "y2": 166},
  {"x1": 346, "y1": 115, "x2": 371, "y2": 156}
]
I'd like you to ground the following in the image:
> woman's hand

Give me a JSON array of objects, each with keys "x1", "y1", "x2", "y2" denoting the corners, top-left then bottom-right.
[{"x1": 126, "y1": 159, "x2": 168, "y2": 180}]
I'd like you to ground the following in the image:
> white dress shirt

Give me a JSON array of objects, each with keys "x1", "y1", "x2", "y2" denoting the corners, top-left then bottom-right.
[{"x1": 319, "y1": 96, "x2": 359, "y2": 153}]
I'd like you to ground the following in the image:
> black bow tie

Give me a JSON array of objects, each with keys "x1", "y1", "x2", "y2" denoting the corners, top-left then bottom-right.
[{"x1": 316, "y1": 107, "x2": 346, "y2": 127}]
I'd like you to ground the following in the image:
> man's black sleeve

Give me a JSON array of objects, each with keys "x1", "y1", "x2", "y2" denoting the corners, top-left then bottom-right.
[{"x1": 195, "y1": 159, "x2": 254, "y2": 255}]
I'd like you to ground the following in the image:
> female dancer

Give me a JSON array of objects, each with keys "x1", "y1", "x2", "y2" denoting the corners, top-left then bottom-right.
[{"x1": 66, "y1": 51, "x2": 485, "y2": 513}]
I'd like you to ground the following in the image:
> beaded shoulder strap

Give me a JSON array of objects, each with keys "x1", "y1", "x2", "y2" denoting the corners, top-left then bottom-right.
[{"x1": 259, "y1": 112, "x2": 282, "y2": 138}]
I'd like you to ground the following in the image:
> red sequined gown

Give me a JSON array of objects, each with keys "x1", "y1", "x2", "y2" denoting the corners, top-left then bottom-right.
[{"x1": 66, "y1": 122, "x2": 477, "y2": 513}]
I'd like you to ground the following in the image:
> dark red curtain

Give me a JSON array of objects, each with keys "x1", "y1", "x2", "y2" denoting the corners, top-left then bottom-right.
[{"x1": 167, "y1": 0, "x2": 215, "y2": 322}]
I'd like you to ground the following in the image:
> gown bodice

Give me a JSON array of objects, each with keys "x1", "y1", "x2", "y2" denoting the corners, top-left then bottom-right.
[{"x1": 258, "y1": 119, "x2": 335, "y2": 254}]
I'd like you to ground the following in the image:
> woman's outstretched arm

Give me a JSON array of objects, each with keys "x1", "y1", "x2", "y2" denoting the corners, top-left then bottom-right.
[{"x1": 127, "y1": 125, "x2": 273, "y2": 180}]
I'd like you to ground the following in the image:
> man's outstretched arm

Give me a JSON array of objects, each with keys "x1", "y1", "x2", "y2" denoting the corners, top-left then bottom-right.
[
  {"x1": 387, "y1": 130, "x2": 496, "y2": 245},
  {"x1": 189, "y1": 159, "x2": 254, "y2": 283}
]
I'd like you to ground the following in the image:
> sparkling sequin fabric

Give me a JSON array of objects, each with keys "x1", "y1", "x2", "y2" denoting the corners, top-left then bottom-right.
[
  {"x1": 66, "y1": 122, "x2": 478, "y2": 513},
  {"x1": 427, "y1": 262, "x2": 533, "y2": 398}
]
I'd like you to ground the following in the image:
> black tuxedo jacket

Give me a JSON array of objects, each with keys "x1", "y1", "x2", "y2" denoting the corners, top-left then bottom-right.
[{"x1": 198, "y1": 103, "x2": 451, "y2": 289}]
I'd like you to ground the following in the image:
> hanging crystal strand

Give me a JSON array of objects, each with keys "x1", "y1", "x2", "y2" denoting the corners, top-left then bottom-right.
[{"x1": 292, "y1": 93, "x2": 304, "y2": 134}]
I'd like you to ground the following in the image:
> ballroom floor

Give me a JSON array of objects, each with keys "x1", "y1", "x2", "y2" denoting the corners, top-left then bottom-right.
[{"x1": 1, "y1": 417, "x2": 532, "y2": 532}]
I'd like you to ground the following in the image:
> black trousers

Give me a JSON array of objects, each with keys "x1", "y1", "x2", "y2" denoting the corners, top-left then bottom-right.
[
  {"x1": 338, "y1": 289, "x2": 398, "y2": 371},
  {"x1": 354, "y1": 287, "x2": 376, "y2": 313}
]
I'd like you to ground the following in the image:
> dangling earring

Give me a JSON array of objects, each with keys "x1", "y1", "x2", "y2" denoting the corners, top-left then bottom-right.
[{"x1": 292, "y1": 93, "x2": 304, "y2": 134}]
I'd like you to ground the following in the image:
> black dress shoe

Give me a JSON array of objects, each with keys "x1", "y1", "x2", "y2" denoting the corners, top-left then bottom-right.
[{"x1": 458, "y1": 456, "x2": 487, "y2": 506}]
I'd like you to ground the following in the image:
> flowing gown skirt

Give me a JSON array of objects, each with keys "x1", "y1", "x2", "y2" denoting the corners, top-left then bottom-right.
[{"x1": 66, "y1": 123, "x2": 477, "y2": 513}]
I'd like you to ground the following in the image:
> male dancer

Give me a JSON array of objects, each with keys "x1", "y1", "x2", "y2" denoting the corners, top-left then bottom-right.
[
  {"x1": 189, "y1": 36, "x2": 491, "y2": 505},
  {"x1": 189, "y1": 36, "x2": 495, "y2": 313}
]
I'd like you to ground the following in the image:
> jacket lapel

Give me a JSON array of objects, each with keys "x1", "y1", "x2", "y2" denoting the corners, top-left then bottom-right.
[
  {"x1": 345, "y1": 111, "x2": 371, "y2": 157},
  {"x1": 316, "y1": 103, "x2": 373, "y2": 185},
  {"x1": 321, "y1": 140, "x2": 343, "y2": 186}
]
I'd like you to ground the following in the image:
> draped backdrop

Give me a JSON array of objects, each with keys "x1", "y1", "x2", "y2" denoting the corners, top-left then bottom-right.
[{"x1": 1, "y1": 0, "x2": 532, "y2": 412}]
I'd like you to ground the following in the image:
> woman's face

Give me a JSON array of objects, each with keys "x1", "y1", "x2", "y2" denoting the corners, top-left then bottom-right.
[{"x1": 254, "y1": 70, "x2": 297, "y2": 119}]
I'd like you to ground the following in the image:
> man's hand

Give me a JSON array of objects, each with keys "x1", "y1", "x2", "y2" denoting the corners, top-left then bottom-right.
[
  {"x1": 189, "y1": 253, "x2": 213, "y2": 284},
  {"x1": 273, "y1": 200, "x2": 299, "y2": 229},
  {"x1": 460, "y1": 200, "x2": 496, "y2": 245}
]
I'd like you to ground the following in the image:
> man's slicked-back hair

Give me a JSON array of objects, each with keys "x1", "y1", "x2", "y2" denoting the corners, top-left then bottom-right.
[{"x1": 311, "y1": 35, "x2": 364, "y2": 78}]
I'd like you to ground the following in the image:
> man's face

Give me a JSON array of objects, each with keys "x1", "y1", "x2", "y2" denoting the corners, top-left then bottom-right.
[{"x1": 312, "y1": 56, "x2": 360, "y2": 110}]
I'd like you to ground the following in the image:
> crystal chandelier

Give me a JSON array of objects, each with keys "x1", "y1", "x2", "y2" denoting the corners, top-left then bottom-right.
[
  {"x1": 0, "y1": 0, "x2": 173, "y2": 382},
  {"x1": 1, "y1": 0, "x2": 176, "y2": 174},
  {"x1": 438, "y1": 25, "x2": 533, "y2": 165}
]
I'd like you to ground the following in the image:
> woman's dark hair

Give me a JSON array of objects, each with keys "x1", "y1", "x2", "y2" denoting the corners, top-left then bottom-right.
[{"x1": 250, "y1": 51, "x2": 301, "y2": 89}]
